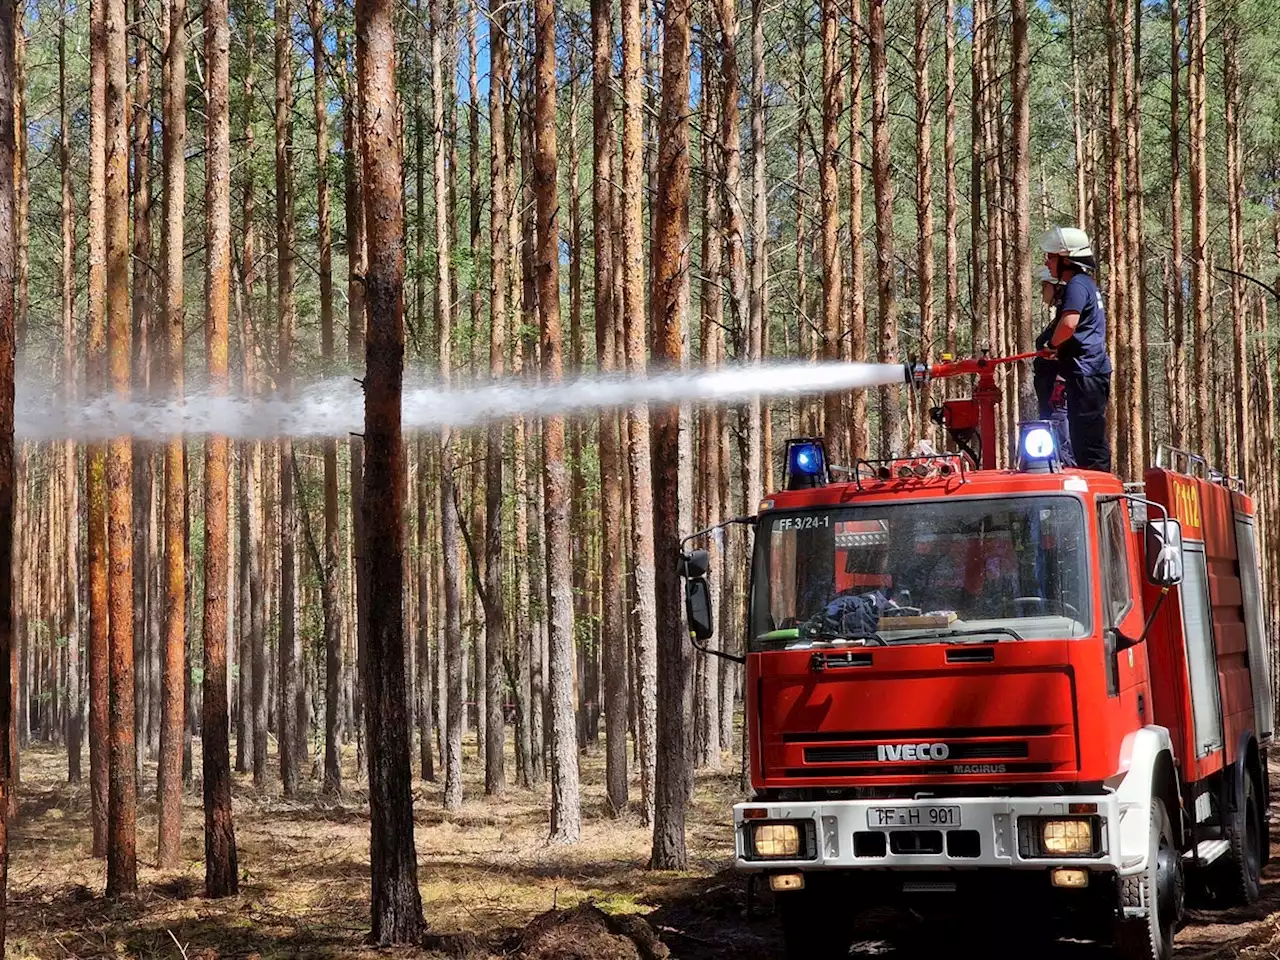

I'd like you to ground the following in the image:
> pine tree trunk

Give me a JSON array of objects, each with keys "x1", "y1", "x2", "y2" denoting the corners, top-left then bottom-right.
[
  {"x1": 621, "y1": 0, "x2": 656, "y2": 826},
  {"x1": 483, "y1": 0, "x2": 508, "y2": 799},
  {"x1": 1188, "y1": 0, "x2": 1209, "y2": 454},
  {"x1": 532, "y1": 0, "x2": 581, "y2": 843},
  {"x1": 1223, "y1": 2, "x2": 1247, "y2": 484},
  {"x1": 1168, "y1": 0, "x2": 1185, "y2": 447},
  {"x1": 59, "y1": 0, "x2": 82, "y2": 784},
  {"x1": 105, "y1": 0, "x2": 138, "y2": 894},
  {"x1": 747, "y1": 0, "x2": 765, "y2": 501},
  {"x1": 307, "y1": 0, "x2": 341, "y2": 796},
  {"x1": 0, "y1": 0, "x2": 13, "y2": 927},
  {"x1": 357, "y1": 0, "x2": 424, "y2": 934},
  {"x1": 274, "y1": 0, "x2": 299, "y2": 797},
  {"x1": 202, "y1": 0, "x2": 238, "y2": 894},
  {"x1": 848, "y1": 0, "x2": 867, "y2": 457},
  {"x1": 156, "y1": 0, "x2": 186, "y2": 869},
  {"x1": 87, "y1": 0, "x2": 110, "y2": 861},
  {"x1": 649, "y1": 0, "x2": 692, "y2": 869},
  {"x1": 1011, "y1": 0, "x2": 1031, "y2": 419},
  {"x1": 1121, "y1": 0, "x2": 1144, "y2": 473},
  {"x1": 1106, "y1": 0, "x2": 1130, "y2": 470},
  {"x1": 969, "y1": 0, "x2": 985, "y2": 359},
  {"x1": 942, "y1": 0, "x2": 957, "y2": 363},
  {"x1": 821, "y1": 0, "x2": 844, "y2": 454},
  {"x1": 869, "y1": 0, "x2": 898, "y2": 456}
]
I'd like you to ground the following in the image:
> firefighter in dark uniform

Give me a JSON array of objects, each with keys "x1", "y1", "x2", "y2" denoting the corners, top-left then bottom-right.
[
  {"x1": 1032, "y1": 265, "x2": 1075, "y2": 466},
  {"x1": 1038, "y1": 226, "x2": 1112, "y2": 472}
]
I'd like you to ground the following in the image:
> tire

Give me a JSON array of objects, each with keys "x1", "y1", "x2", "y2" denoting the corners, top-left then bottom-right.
[
  {"x1": 1220, "y1": 769, "x2": 1265, "y2": 905},
  {"x1": 1115, "y1": 798, "x2": 1183, "y2": 960},
  {"x1": 778, "y1": 878, "x2": 853, "y2": 960}
]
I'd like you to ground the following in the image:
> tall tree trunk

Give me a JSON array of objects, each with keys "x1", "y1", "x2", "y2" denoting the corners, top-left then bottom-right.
[
  {"x1": 0, "y1": 0, "x2": 13, "y2": 929},
  {"x1": 59, "y1": 0, "x2": 82, "y2": 784},
  {"x1": 433, "y1": 0, "x2": 463, "y2": 813},
  {"x1": 340, "y1": 0, "x2": 368, "y2": 779},
  {"x1": 591, "y1": 0, "x2": 626, "y2": 814},
  {"x1": 1188, "y1": 0, "x2": 1209, "y2": 453},
  {"x1": 129, "y1": 0, "x2": 153, "y2": 779},
  {"x1": 913, "y1": 0, "x2": 932, "y2": 432},
  {"x1": 532, "y1": 0, "x2": 580, "y2": 844},
  {"x1": 942, "y1": 0, "x2": 957, "y2": 362},
  {"x1": 105, "y1": 0, "x2": 138, "y2": 895},
  {"x1": 1223, "y1": 2, "x2": 1247, "y2": 484},
  {"x1": 202, "y1": 0, "x2": 238, "y2": 894},
  {"x1": 88, "y1": 0, "x2": 110, "y2": 861},
  {"x1": 1121, "y1": 0, "x2": 1144, "y2": 473},
  {"x1": 484, "y1": 0, "x2": 508, "y2": 799},
  {"x1": 848, "y1": 0, "x2": 867, "y2": 458},
  {"x1": 1011, "y1": 0, "x2": 1031, "y2": 419},
  {"x1": 1168, "y1": 0, "x2": 1185, "y2": 447},
  {"x1": 275, "y1": 0, "x2": 299, "y2": 797},
  {"x1": 1106, "y1": 0, "x2": 1130, "y2": 471},
  {"x1": 156, "y1": 0, "x2": 186, "y2": 869},
  {"x1": 357, "y1": 0, "x2": 424, "y2": 936},
  {"x1": 969, "y1": 0, "x2": 985, "y2": 359},
  {"x1": 308, "y1": 0, "x2": 341, "y2": 796},
  {"x1": 747, "y1": 0, "x2": 765, "y2": 500},
  {"x1": 821, "y1": 0, "x2": 844, "y2": 454},
  {"x1": 621, "y1": 0, "x2": 656, "y2": 826},
  {"x1": 869, "y1": 0, "x2": 898, "y2": 455},
  {"x1": 649, "y1": 0, "x2": 692, "y2": 869}
]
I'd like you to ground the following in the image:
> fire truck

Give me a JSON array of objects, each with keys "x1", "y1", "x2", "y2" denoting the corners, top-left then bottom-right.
[{"x1": 678, "y1": 352, "x2": 1274, "y2": 959}]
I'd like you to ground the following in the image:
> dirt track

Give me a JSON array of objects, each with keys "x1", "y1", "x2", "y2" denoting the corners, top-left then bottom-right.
[{"x1": 8, "y1": 744, "x2": 1280, "y2": 959}]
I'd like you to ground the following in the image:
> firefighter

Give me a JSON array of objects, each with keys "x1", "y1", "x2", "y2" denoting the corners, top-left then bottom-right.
[
  {"x1": 1039, "y1": 226, "x2": 1112, "y2": 472},
  {"x1": 1032, "y1": 265, "x2": 1075, "y2": 466}
]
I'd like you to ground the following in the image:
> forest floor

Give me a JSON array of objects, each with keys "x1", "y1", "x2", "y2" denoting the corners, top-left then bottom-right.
[{"x1": 7, "y1": 740, "x2": 1280, "y2": 959}]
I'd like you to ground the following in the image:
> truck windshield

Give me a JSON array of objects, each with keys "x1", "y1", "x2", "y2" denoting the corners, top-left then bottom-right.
[{"x1": 750, "y1": 496, "x2": 1091, "y2": 650}]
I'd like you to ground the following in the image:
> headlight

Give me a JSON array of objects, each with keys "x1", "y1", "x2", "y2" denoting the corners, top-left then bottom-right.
[
  {"x1": 752, "y1": 823, "x2": 801, "y2": 858},
  {"x1": 1041, "y1": 819, "x2": 1094, "y2": 856}
]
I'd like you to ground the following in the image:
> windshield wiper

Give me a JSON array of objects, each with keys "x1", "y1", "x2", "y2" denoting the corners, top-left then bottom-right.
[{"x1": 883, "y1": 626, "x2": 1025, "y2": 643}]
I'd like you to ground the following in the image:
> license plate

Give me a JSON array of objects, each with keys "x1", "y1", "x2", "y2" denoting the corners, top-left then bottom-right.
[{"x1": 868, "y1": 805, "x2": 961, "y2": 828}]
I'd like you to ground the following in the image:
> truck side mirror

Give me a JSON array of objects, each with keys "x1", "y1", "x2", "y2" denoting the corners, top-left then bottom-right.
[
  {"x1": 679, "y1": 548, "x2": 710, "y2": 579},
  {"x1": 1145, "y1": 518, "x2": 1184, "y2": 587},
  {"x1": 684, "y1": 576, "x2": 714, "y2": 641}
]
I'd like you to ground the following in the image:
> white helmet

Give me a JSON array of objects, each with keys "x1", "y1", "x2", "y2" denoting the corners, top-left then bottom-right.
[
  {"x1": 1040, "y1": 226, "x2": 1093, "y2": 259},
  {"x1": 1036, "y1": 264, "x2": 1063, "y2": 286}
]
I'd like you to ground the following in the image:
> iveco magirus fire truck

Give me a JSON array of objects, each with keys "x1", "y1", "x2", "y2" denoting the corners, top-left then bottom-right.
[{"x1": 678, "y1": 351, "x2": 1274, "y2": 959}]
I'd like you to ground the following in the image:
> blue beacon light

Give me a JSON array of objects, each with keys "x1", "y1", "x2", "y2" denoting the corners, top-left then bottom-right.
[
  {"x1": 1017, "y1": 421, "x2": 1061, "y2": 473},
  {"x1": 785, "y1": 438, "x2": 829, "y2": 490}
]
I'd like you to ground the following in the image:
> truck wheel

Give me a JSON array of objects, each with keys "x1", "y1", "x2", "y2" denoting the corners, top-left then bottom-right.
[
  {"x1": 1221, "y1": 769, "x2": 1265, "y2": 905},
  {"x1": 778, "y1": 880, "x2": 853, "y2": 960},
  {"x1": 1115, "y1": 798, "x2": 1182, "y2": 960}
]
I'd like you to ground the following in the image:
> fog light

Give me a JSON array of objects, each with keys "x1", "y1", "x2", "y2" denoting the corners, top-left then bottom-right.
[
  {"x1": 769, "y1": 872, "x2": 806, "y2": 892},
  {"x1": 753, "y1": 823, "x2": 801, "y2": 858},
  {"x1": 1051, "y1": 868, "x2": 1089, "y2": 889},
  {"x1": 1042, "y1": 819, "x2": 1094, "y2": 855}
]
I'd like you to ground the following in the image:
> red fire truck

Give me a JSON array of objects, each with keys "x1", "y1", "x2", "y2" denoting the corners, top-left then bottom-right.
[{"x1": 679, "y1": 352, "x2": 1274, "y2": 959}]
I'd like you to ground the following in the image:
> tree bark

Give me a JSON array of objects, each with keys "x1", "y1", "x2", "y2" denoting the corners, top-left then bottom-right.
[
  {"x1": 943, "y1": 0, "x2": 957, "y2": 363},
  {"x1": 649, "y1": 0, "x2": 692, "y2": 870},
  {"x1": 0, "y1": 0, "x2": 12, "y2": 929},
  {"x1": 358, "y1": 0, "x2": 425, "y2": 935},
  {"x1": 484, "y1": 0, "x2": 508, "y2": 799},
  {"x1": 59, "y1": 0, "x2": 82, "y2": 785},
  {"x1": 532, "y1": 0, "x2": 581, "y2": 844},
  {"x1": 1121, "y1": 0, "x2": 1144, "y2": 473},
  {"x1": 1223, "y1": 1, "x2": 1247, "y2": 484},
  {"x1": 432, "y1": 0, "x2": 464, "y2": 813},
  {"x1": 848, "y1": 0, "x2": 867, "y2": 458},
  {"x1": 156, "y1": 0, "x2": 186, "y2": 869},
  {"x1": 275, "y1": 0, "x2": 299, "y2": 797},
  {"x1": 87, "y1": 0, "x2": 110, "y2": 861},
  {"x1": 747, "y1": 0, "x2": 765, "y2": 502},
  {"x1": 621, "y1": 0, "x2": 656, "y2": 826},
  {"x1": 308, "y1": 0, "x2": 341, "y2": 796},
  {"x1": 1189, "y1": 0, "x2": 1209, "y2": 454},
  {"x1": 914, "y1": 0, "x2": 932, "y2": 432},
  {"x1": 1168, "y1": 0, "x2": 1185, "y2": 447},
  {"x1": 202, "y1": 0, "x2": 238, "y2": 894},
  {"x1": 869, "y1": 0, "x2": 898, "y2": 455},
  {"x1": 1011, "y1": 0, "x2": 1031, "y2": 417},
  {"x1": 105, "y1": 0, "x2": 138, "y2": 895},
  {"x1": 822, "y1": 0, "x2": 844, "y2": 453}
]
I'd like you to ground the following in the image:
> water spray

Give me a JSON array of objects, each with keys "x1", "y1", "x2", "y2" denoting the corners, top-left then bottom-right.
[{"x1": 16, "y1": 360, "x2": 912, "y2": 442}]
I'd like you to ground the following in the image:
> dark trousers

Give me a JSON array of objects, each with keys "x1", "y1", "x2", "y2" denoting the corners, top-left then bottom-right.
[
  {"x1": 1032, "y1": 358, "x2": 1075, "y2": 465},
  {"x1": 1063, "y1": 373, "x2": 1111, "y2": 472}
]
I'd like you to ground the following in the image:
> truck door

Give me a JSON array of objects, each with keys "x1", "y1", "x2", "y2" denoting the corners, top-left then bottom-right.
[{"x1": 1181, "y1": 531, "x2": 1225, "y2": 758}]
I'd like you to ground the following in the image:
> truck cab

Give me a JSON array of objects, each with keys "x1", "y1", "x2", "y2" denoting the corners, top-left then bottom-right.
[{"x1": 681, "y1": 401, "x2": 1273, "y2": 959}]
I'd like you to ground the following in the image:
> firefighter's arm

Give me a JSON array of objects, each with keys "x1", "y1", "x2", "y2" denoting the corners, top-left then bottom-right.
[{"x1": 1048, "y1": 310, "x2": 1080, "y2": 349}]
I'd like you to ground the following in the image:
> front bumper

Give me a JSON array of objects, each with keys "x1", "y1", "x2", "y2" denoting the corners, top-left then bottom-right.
[{"x1": 734, "y1": 793, "x2": 1141, "y2": 875}]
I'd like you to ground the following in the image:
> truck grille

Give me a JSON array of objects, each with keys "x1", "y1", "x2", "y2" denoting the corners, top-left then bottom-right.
[{"x1": 804, "y1": 740, "x2": 1030, "y2": 763}]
